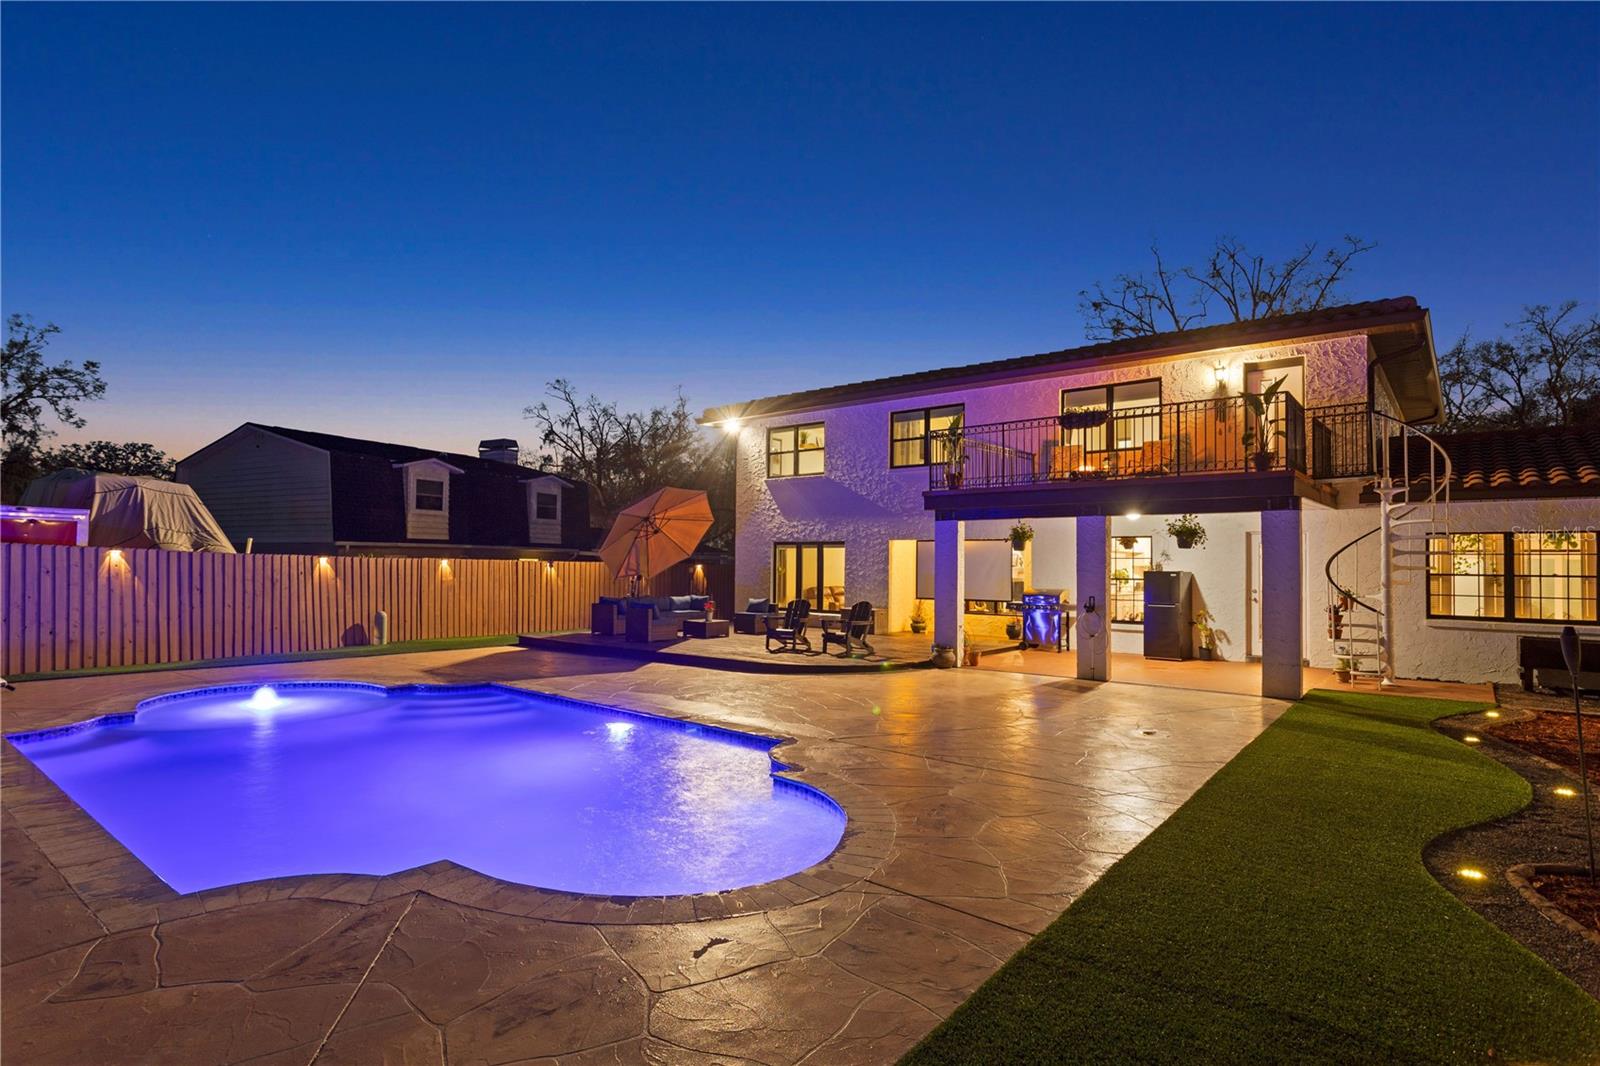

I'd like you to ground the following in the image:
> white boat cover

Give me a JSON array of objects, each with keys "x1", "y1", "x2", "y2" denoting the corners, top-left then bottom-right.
[{"x1": 20, "y1": 470, "x2": 236, "y2": 553}]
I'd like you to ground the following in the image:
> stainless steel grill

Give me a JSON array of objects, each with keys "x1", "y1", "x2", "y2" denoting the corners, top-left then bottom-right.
[{"x1": 1012, "y1": 590, "x2": 1069, "y2": 652}]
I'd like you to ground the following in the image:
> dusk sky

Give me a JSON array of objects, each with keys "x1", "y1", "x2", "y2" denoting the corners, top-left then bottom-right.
[{"x1": 3, "y1": 3, "x2": 1596, "y2": 460}]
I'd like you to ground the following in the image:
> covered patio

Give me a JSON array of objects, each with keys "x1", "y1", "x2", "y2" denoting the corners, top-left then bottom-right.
[{"x1": 924, "y1": 471, "x2": 1337, "y2": 700}]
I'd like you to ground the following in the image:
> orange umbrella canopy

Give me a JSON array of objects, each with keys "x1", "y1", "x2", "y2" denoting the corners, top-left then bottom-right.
[{"x1": 598, "y1": 487, "x2": 714, "y2": 584}]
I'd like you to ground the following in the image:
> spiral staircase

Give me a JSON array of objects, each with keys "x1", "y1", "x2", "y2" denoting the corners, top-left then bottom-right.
[{"x1": 1324, "y1": 412, "x2": 1453, "y2": 684}]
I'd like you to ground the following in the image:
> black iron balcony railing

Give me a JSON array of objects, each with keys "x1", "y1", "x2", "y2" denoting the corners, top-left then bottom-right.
[{"x1": 928, "y1": 396, "x2": 1373, "y2": 492}]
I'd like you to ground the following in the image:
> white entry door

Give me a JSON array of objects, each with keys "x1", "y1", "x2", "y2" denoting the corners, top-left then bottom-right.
[{"x1": 1246, "y1": 531, "x2": 1263, "y2": 659}]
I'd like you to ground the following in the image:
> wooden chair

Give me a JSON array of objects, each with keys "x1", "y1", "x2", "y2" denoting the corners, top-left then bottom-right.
[
  {"x1": 821, "y1": 601, "x2": 875, "y2": 658},
  {"x1": 765, "y1": 600, "x2": 813, "y2": 653}
]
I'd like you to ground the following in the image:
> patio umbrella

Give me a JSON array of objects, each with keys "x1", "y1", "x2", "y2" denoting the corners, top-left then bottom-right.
[{"x1": 598, "y1": 487, "x2": 714, "y2": 595}]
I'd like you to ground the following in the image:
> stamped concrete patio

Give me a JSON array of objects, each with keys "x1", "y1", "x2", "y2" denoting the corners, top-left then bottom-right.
[{"x1": 3, "y1": 645, "x2": 1283, "y2": 1065}]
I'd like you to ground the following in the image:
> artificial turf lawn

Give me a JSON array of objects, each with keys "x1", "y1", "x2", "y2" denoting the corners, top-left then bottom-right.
[
  {"x1": 4, "y1": 634, "x2": 522, "y2": 682},
  {"x1": 902, "y1": 689, "x2": 1600, "y2": 1065}
]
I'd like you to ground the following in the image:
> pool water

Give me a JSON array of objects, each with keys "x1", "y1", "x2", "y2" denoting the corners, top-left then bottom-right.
[{"x1": 9, "y1": 683, "x2": 846, "y2": 897}]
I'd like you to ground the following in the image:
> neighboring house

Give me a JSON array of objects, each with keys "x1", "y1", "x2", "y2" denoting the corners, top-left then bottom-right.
[
  {"x1": 702, "y1": 297, "x2": 1599, "y2": 694},
  {"x1": 177, "y1": 425, "x2": 594, "y2": 557}
]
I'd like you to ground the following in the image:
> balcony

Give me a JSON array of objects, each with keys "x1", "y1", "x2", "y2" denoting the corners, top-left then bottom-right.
[{"x1": 927, "y1": 397, "x2": 1372, "y2": 492}]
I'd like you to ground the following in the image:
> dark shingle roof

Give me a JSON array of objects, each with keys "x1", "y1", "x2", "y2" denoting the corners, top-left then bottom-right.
[
  {"x1": 1429, "y1": 424, "x2": 1600, "y2": 496},
  {"x1": 704, "y1": 297, "x2": 1429, "y2": 422},
  {"x1": 249, "y1": 424, "x2": 566, "y2": 482}
]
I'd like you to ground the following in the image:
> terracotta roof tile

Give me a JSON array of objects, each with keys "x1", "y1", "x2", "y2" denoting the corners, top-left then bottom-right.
[{"x1": 1425, "y1": 424, "x2": 1600, "y2": 497}]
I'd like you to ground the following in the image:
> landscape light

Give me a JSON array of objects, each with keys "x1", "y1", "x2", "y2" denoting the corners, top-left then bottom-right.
[
  {"x1": 1462, "y1": 735, "x2": 1481, "y2": 744},
  {"x1": 1456, "y1": 867, "x2": 1487, "y2": 881},
  {"x1": 1555, "y1": 786, "x2": 1578, "y2": 799},
  {"x1": 1484, "y1": 710, "x2": 1500, "y2": 719}
]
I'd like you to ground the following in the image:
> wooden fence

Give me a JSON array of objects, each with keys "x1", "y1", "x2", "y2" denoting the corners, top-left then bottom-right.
[{"x1": 0, "y1": 543, "x2": 733, "y2": 677}]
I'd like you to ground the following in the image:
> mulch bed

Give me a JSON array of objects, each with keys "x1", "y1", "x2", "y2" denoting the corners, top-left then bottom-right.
[
  {"x1": 1533, "y1": 871, "x2": 1600, "y2": 934},
  {"x1": 1427, "y1": 695, "x2": 1600, "y2": 997},
  {"x1": 1488, "y1": 700, "x2": 1600, "y2": 788}
]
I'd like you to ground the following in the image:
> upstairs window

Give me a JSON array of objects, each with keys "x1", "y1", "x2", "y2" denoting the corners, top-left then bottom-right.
[
  {"x1": 768, "y1": 422, "x2": 825, "y2": 478},
  {"x1": 414, "y1": 478, "x2": 445, "y2": 511},
  {"x1": 890, "y1": 404, "x2": 964, "y2": 468},
  {"x1": 1062, "y1": 380, "x2": 1161, "y2": 452},
  {"x1": 534, "y1": 491, "x2": 559, "y2": 521}
]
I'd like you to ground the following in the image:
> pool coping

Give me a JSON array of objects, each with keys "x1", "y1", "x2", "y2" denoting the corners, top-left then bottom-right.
[{"x1": 1, "y1": 680, "x2": 897, "y2": 930}]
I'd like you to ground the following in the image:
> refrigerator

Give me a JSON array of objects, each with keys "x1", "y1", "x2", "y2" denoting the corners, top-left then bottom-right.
[{"x1": 1143, "y1": 570, "x2": 1193, "y2": 661}]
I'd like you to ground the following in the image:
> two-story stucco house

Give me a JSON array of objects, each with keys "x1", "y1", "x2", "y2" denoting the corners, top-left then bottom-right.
[{"x1": 703, "y1": 297, "x2": 1599, "y2": 697}]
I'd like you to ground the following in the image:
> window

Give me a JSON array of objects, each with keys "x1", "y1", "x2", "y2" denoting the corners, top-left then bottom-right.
[
  {"x1": 890, "y1": 405, "x2": 964, "y2": 468},
  {"x1": 773, "y1": 542, "x2": 845, "y2": 611},
  {"x1": 1426, "y1": 534, "x2": 1506, "y2": 620},
  {"x1": 1513, "y1": 531, "x2": 1597, "y2": 622},
  {"x1": 414, "y1": 478, "x2": 445, "y2": 511},
  {"x1": 1062, "y1": 380, "x2": 1161, "y2": 452},
  {"x1": 767, "y1": 423, "x2": 825, "y2": 478},
  {"x1": 534, "y1": 491, "x2": 559, "y2": 521},
  {"x1": 1109, "y1": 536, "x2": 1152, "y2": 623},
  {"x1": 1427, "y1": 530, "x2": 1597, "y2": 623}
]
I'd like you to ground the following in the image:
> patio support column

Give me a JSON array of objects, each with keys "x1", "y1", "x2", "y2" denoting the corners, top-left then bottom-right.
[
  {"x1": 1260, "y1": 508, "x2": 1304, "y2": 700},
  {"x1": 933, "y1": 518, "x2": 965, "y2": 665},
  {"x1": 1076, "y1": 515, "x2": 1110, "y2": 681}
]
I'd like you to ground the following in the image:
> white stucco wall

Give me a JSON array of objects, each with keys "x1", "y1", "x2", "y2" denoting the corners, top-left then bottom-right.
[
  {"x1": 732, "y1": 334, "x2": 1370, "y2": 613},
  {"x1": 728, "y1": 326, "x2": 1595, "y2": 683},
  {"x1": 1305, "y1": 496, "x2": 1600, "y2": 683}
]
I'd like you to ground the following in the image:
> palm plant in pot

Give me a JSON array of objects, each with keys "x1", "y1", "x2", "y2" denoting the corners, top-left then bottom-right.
[
  {"x1": 1242, "y1": 375, "x2": 1287, "y2": 472},
  {"x1": 1193, "y1": 609, "x2": 1217, "y2": 660},
  {"x1": 942, "y1": 413, "x2": 967, "y2": 489},
  {"x1": 1165, "y1": 513, "x2": 1207, "y2": 550}
]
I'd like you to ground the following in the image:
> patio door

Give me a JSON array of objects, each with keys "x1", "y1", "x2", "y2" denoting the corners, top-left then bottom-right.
[{"x1": 1246, "y1": 360, "x2": 1304, "y2": 402}]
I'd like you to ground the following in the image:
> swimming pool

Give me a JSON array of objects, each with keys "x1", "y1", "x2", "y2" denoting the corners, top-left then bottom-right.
[{"x1": 8, "y1": 682, "x2": 846, "y2": 897}]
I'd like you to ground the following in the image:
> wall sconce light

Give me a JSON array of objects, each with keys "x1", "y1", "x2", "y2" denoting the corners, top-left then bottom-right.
[
  {"x1": 317, "y1": 556, "x2": 330, "y2": 567},
  {"x1": 545, "y1": 561, "x2": 556, "y2": 574},
  {"x1": 722, "y1": 418, "x2": 742, "y2": 435},
  {"x1": 107, "y1": 549, "x2": 124, "y2": 564},
  {"x1": 438, "y1": 559, "x2": 452, "y2": 578},
  {"x1": 1124, "y1": 511, "x2": 1142, "y2": 521},
  {"x1": 694, "y1": 563, "x2": 704, "y2": 574},
  {"x1": 1212, "y1": 361, "x2": 1228, "y2": 387}
]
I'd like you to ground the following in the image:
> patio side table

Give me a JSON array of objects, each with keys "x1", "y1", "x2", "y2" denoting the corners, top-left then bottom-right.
[{"x1": 682, "y1": 618, "x2": 730, "y2": 639}]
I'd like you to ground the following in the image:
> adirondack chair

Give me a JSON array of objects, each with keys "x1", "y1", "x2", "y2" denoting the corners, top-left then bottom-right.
[
  {"x1": 765, "y1": 599, "x2": 812, "y2": 653},
  {"x1": 821, "y1": 600, "x2": 875, "y2": 658}
]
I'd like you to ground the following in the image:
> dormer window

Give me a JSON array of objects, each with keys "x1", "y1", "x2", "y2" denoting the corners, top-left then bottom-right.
[
  {"x1": 526, "y1": 476, "x2": 565, "y2": 545},
  {"x1": 414, "y1": 478, "x2": 445, "y2": 511},
  {"x1": 394, "y1": 458, "x2": 463, "y2": 541}
]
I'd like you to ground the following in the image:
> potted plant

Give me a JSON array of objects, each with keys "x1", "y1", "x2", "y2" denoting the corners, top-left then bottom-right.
[
  {"x1": 1194, "y1": 609, "x2": 1217, "y2": 660},
  {"x1": 943, "y1": 413, "x2": 967, "y2": 489},
  {"x1": 1242, "y1": 375, "x2": 1287, "y2": 471},
  {"x1": 909, "y1": 600, "x2": 928, "y2": 634},
  {"x1": 1009, "y1": 521, "x2": 1034, "y2": 551},
  {"x1": 1166, "y1": 514, "x2": 1207, "y2": 550},
  {"x1": 931, "y1": 643, "x2": 958, "y2": 669},
  {"x1": 1005, "y1": 617, "x2": 1022, "y2": 641},
  {"x1": 1117, "y1": 535, "x2": 1139, "y2": 550},
  {"x1": 1334, "y1": 655, "x2": 1354, "y2": 683}
]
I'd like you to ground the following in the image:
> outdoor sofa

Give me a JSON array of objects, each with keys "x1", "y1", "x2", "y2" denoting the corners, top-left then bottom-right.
[{"x1": 623, "y1": 595, "x2": 712, "y2": 642}]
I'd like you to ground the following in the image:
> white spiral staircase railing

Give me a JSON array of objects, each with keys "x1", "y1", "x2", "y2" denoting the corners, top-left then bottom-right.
[{"x1": 1325, "y1": 411, "x2": 1452, "y2": 684}]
